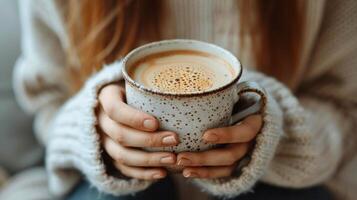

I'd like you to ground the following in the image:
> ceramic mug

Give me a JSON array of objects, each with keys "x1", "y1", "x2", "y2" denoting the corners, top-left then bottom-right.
[{"x1": 122, "y1": 39, "x2": 267, "y2": 153}]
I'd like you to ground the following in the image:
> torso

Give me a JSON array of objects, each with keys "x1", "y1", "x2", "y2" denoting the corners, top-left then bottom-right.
[{"x1": 159, "y1": 0, "x2": 254, "y2": 68}]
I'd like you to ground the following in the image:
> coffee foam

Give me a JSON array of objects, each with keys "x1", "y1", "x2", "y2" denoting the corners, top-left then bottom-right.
[{"x1": 129, "y1": 50, "x2": 235, "y2": 93}]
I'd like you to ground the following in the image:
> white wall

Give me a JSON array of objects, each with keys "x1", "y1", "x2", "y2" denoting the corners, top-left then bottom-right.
[
  {"x1": 0, "y1": 0, "x2": 42, "y2": 173},
  {"x1": 0, "y1": 0, "x2": 21, "y2": 91}
]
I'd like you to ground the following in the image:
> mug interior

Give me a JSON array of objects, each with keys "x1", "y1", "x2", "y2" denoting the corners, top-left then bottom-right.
[{"x1": 122, "y1": 39, "x2": 242, "y2": 96}]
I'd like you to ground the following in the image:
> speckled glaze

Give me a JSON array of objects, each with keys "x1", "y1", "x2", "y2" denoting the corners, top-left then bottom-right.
[{"x1": 122, "y1": 39, "x2": 266, "y2": 153}]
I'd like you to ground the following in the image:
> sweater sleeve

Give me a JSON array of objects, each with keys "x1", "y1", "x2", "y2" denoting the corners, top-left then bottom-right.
[
  {"x1": 192, "y1": 0, "x2": 357, "y2": 197},
  {"x1": 46, "y1": 64, "x2": 153, "y2": 196},
  {"x1": 262, "y1": 0, "x2": 357, "y2": 188},
  {"x1": 14, "y1": 0, "x2": 153, "y2": 196},
  {"x1": 192, "y1": 66, "x2": 357, "y2": 198}
]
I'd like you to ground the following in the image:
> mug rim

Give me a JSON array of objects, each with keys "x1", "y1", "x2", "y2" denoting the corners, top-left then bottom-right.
[{"x1": 122, "y1": 39, "x2": 243, "y2": 97}]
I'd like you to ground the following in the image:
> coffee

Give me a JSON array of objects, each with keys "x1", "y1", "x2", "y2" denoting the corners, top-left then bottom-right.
[
  {"x1": 128, "y1": 50, "x2": 236, "y2": 93},
  {"x1": 123, "y1": 40, "x2": 266, "y2": 154}
]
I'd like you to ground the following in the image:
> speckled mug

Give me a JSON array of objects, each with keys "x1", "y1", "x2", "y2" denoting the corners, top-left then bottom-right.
[{"x1": 122, "y1": 39, "x2": 266, "y2": 153}]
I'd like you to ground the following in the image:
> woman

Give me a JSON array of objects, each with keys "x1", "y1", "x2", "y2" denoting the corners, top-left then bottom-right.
[{"x1": 8, "y1": 0, "x2": 357, "y2": 199}]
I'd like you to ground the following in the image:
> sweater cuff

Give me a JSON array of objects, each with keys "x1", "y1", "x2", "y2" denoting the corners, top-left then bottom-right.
[
  {"x1": 46, "y1": 62, "x2": 153, "y2": 196},
  {"x1": 192, "y1": 71, "x2": 284, "y2": 198}
]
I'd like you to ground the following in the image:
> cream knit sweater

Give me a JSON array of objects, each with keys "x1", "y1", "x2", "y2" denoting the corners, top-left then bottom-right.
[{"x1": 4, "y1": 0, "x2": 357, "y2": 199}]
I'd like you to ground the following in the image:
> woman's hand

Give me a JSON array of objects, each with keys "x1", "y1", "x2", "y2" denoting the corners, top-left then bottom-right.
[
  {"x1": 177, "y1": 115, "x2": 262, "y2": 179},
  {"x1": 98, "y1": 84, "x2": 179, "y2": 180}
]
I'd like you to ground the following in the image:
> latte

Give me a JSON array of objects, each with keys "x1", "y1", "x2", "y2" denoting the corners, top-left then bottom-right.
[{"x1": 128, "y1": 50, "x2": 235, "y2": 93}]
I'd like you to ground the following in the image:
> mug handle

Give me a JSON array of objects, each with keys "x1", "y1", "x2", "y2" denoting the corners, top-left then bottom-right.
[{"x1": 229, "y1": 81, "x2": 267, "y2": 125}]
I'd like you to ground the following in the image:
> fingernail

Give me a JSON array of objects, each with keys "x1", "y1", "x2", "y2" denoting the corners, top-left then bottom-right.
[
  {"x1": 204, "y1": 132, "x2": 218, "y2": 142},
  {"x1": 143, "y1": 119, "x2": 156, "y2": 130},
  {"x1": 162, "y1": 135, "x2": 177, "y2": 145},
  {"x1": 177, "y1": 158, "x2": 191, "y2": 166},
  {"x1": 160, "y1": 156, "x2": 175, "y2": 164},
  {"x1": 152, "y1": 173, "x2": 164, "y2": 179},
  {"x1": 183, "y1": 171, "x2": 199, "y2": 178}
]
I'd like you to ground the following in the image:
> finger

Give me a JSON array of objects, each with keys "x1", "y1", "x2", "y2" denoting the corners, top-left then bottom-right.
[
  {"x1": 114, "y1": 162, "x2": 167, "y2": 180},
  {"x1": 177, "y1": 143, "x2": 249, "y2": 166},
  {"x1": 99, "y1": 84, "x2": 159, "y2": 131},
  {"x1": 182, "y1": 165, "x2": 235, "y2": 179},
  {"x1": 99, "y1": 110, "x2": 179, "y2": 147},
  {"x1": 103, "y1": 135, "x2": 176, "y2": 166},
  {"x1": 203, "y1": 115, "x2": 262, "y2": 144}
]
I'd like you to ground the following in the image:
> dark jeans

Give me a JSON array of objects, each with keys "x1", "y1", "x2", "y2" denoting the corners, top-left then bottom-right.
[{"x1": 66, "y1": 177, "x2": 333, "y2": 200}]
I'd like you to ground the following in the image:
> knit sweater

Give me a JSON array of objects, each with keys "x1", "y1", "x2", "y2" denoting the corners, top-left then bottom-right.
[{"x1": 7, "y1": 0, "x2": 357, "y2": 199}]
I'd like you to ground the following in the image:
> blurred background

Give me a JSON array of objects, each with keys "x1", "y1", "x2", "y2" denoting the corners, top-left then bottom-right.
[{"x1": 0, "y1": 0, "x2": 42, "y2": 175}]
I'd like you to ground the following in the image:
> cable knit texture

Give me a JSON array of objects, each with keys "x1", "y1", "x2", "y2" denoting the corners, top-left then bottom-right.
[
  {"x1": 10, "y1": 0, "x2": 357, "y2": 199},
  {"x1": 46, "y1": 63, "x2": 153, "y2": 196}
]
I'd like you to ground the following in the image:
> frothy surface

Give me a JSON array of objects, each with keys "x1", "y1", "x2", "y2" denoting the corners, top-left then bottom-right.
[{"x1": 129, "y1": 50, "x2": 235, "y2": 93}]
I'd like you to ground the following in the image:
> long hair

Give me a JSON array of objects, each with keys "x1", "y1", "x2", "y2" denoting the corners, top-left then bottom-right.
[{"x1": 66, "y1": 0, "x2": 305, "y2": 91}]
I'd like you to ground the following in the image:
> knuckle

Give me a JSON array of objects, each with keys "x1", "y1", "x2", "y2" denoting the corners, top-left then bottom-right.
[
  {"x1": 199, "y1": 170, "x2": 209, "y2": 178},
  {"x1": 99, "y1": 116, "x2": 113, "y2": 136},
  {"x1": 103, "y1": 138, "x2": 118, "y2": 158},
  {"x1": 214, "y1": 128, "x2": 232, "y2": 143},
  {"x1": 249, "y1": 114, "x2": 262, "y2": 124},
  {"x1": 114, "y1": 162, "x2": 124, "y2": 172},
  {"x1": 235, "y1": 144, "x2": 249, "y2": 159},
  {"x1": 144, "y1": 154, "x2": 157, "y2": 166},
  {"x1": 122, "y1": 168, "x2": 135, "y2": 179},
  {"x1": 245, "y1": 116, "x2": 261, "y2": 132},
  {"x1": 115, "y1": 153, "x2": 126, "y2": 164},
  {"x1": 110, "y1": 147, "x2": 124, "y2": 163},
  {"x1": 242, "y1": 123, "x2": 257, "y2": 140},
  {"x1": 228, "y1": 165, "x2": 236, "y2": 172},
  {"x1": 146, "y1": 135, "x2": 159, "y2": 147},
  {"x1": 97, "y1": 109, "x2": 105, "y2": 125},
  {"x1": 102, "y1": 137, "x2": 111, "y2": 153},
  {"x1": 142, "y1": 171, "x2": 154, "y2": 180},
  {"x1": 146, "y1": 137, "x2": 155, "y2": 147},
  {"x1": 187, "y1": 153, "x2": 199, "y2": 166},
  {"x1": 115, "y1": 128, "x2": 126, "y2": 144},
  {"x1": 223, "y1": 167, "x2": 234, "y2": 177},
  {"x1": 132, "y1": 112, "x2": 145, "y2": 128},
  {"x1": 98, "y1": 86, "x2": 110, "y2": 101},
  {"x1": 241, "y1": 143, "x2": 250, "y2": 154},
  {"x1": 226, "y1": 150, "x2": 238, "y2": 165},
  {"x1": 243, "y1": 121, "x2": 256, "y2": 134},
  {"x1": 116, "y1": 165, "x2": 135, "y2": 178},
  {"x1": 104, "y1": 101, "x2": 117, "y2": 119},
  {"x1": 121, "y1": 171, "x2": 132, "y2": 178},
  {"x1": 222, "y1": 130, "x2": 233, "y2": 141}
]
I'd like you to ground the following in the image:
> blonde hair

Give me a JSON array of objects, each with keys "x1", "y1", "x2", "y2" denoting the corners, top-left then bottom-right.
[{"x1": 66, "y1": 0, "x2": 305, "y2": 91}]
